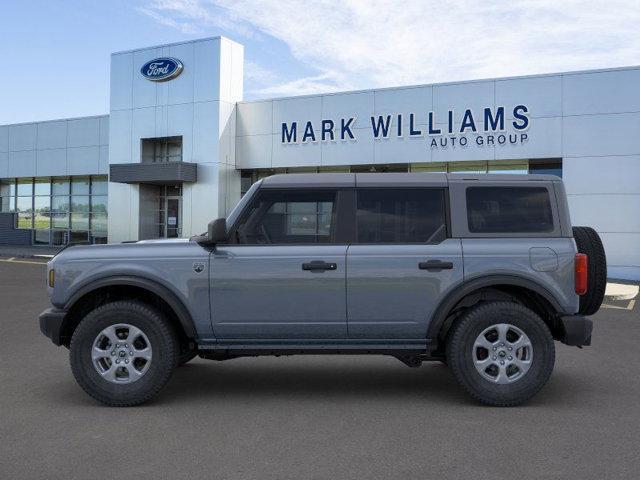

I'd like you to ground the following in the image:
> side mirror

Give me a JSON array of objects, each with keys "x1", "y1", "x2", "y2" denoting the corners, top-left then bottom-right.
[{"x1": 207, "y1": 218, "x2": 228, "y2": 244}]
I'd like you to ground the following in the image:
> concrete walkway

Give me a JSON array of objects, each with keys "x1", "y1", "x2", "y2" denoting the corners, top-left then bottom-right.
[{"x1": 605, "y1": 282, "x2": 639, "y2": 301}]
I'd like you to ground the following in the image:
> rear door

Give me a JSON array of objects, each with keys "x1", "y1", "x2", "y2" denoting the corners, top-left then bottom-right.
[{"x1": 346, "y1": 187, "x2": 463, "y2": 339}]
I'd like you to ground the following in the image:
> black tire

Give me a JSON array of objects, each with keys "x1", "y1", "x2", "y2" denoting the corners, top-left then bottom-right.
[
  {"x1": 573, "y1": 226, "x2": 607, "y2": 316},
  {"x1": 176, "y1": 346, "x2": 198, "y2": 367},
  {"x1": 446, "y1": 302, "x2": 555, "y2": 407},
  {"x1": 70, "y1": 301, "x2": 178, "y2": 407}
]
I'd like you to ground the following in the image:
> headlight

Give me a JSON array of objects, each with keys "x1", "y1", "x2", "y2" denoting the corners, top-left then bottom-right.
[{"x1": 48, "y1": 269, "x2": 55, "y2": 288}]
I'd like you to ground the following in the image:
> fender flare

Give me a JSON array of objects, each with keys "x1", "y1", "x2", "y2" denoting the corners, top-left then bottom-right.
[
  {"x1": 64, "y1": 275, "x2": 197, "y2": 339},
  {"x1": 426, "y1": 274, "x2": 564, "y2": 342}
]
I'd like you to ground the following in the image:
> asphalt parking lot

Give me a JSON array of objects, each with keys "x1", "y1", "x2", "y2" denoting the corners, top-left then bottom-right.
[{"x1": 1, "y1": 259, "x2": 639, "y2": 479}]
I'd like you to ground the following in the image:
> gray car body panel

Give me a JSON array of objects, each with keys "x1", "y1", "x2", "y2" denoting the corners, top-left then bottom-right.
[
  {"x1": 48, "y1": 240, "x2": 215, "y2": 340},
  {"x1": 210, "y1": 244, "x2": 348, "y2": 339},
  {"x1": 46, "y1": 172, "x2": 580, "y2": 348},
  {"x1": 346, "y1": 240, "x2": 463, "y2": 339}
]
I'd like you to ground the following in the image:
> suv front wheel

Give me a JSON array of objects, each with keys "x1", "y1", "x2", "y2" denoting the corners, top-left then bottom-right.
[
  {"x1": 70, "y1": 301, "x2": 178, "y2": 407},
  {"x1": 446, "y1": 301, "x2": 555, "y2": 406}
]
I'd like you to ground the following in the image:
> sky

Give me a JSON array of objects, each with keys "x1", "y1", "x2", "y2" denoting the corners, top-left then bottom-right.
[{"x1": 1, "y1": 0, "x2": 640, "y2": 124}]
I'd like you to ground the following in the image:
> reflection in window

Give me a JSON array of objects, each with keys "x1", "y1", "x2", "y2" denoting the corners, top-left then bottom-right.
[
  {"x1": 34, "y1": 179, "x2": 51, "y2": 196},
  {"x1": 71, "y1": 177, "x2": 90, "y2": 195},
  {"x1": 16, "y1": 196, "x2": 33, "y2": 229},
  {"x1": 34, "y1": 196, "x2": 51, "y2": 229},
  {"x1": 488, "y1": 161, "x2": 528, "y2": 175},
  {"x1": 17, "y1": 179, "x2": 33, "y2": 196},
  {"x1": 71, "y1": 195, "x2": 90, "y2": 212},
  {"x1": 466, "y1": 187, "x2": 554, "y2": 233},
  {"x1": 1, "y1": 179, "x2": 16, "y2": 212},
  {"x1": 52, "y1": 178, "x2": 70, "y2": 196},
  {"x1": 529, "y1": 159, "x2": 562, "y2": 178},
  {"x1": 357, "y1": 189, "x2": 447, "y2": 244},
  {"x1": 2, "y1": 175, "x2": 108, "y2": 245},
  {"x1": 235, "y1": 190, "x2": 337, "y2": 244}
]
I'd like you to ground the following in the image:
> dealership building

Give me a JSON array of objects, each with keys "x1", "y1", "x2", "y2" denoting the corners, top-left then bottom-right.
[{"x1": 0, "y1": 36, "x2": 639, "y2": 279}]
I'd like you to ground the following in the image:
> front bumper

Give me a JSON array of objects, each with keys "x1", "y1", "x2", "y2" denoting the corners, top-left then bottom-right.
[
  {"x1": 39, "y1": 307, "x2": 67, "y2": 346},
  {"x1": 559, "y1": 314, "x2": 593, "y2": 346}
]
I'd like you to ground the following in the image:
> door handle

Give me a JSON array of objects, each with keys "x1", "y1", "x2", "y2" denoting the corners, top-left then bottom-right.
[
  {"x1": 419, "y1": 260, "x2": 454, "y2": 271},
  {"x1": 302, "y1": 261, "x2": 337, "y2": 271}
]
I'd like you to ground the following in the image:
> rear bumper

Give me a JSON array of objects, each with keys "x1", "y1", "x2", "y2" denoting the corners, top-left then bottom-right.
[
  {"x1": 559, "y1": 314, "x2": 593, "y2": 346},
  {"x1": 39, "y1": 307, "x2": 67, "y2": 346}
]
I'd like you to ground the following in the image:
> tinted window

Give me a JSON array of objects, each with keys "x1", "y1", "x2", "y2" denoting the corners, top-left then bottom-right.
[
  {"x1": 234, "y1": 190, "x2": 337, "y2": 244},
  {"x1": 356, "y1": 189, "x2": 446, "y2": 243},
  {"x1": 466, "y1": 187, "x2": 554, "y2": 233}
]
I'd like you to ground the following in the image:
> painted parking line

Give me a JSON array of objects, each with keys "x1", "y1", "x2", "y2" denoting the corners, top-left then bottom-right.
[{"x1": 602, "y1": 299, "x2": 636, "y2": 311}]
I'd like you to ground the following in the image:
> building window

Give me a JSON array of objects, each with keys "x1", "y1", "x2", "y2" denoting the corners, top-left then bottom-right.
[
  {"x1": 91, "y1": 177, "x2": 108, "y2": 244},
  {"x1": 1, "y1": 176, "x2": 108, "y2": 245},
  {"x1": 529, "y1": 159, "x2": 562, "y2": 178},
  {"x1": 16, "y1": 179, "x2": 33, "y2": 229},
  {"x1": 0, "y1": 179, "x2": 16, "y2": 212},
  {"x1": 141, "y1": 136, "x2": 183, "y2": 163},
  {"x1": 489, "y1": 160, "x2": 529, "y2": 175}
]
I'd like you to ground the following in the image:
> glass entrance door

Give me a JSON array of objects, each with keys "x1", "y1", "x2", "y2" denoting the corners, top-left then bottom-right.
[{"x1": 164, "y1": 197, "x2": 181, "y2": 238}]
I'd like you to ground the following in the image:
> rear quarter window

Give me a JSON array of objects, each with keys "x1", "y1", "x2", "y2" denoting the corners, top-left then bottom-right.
[{"x1": 466, "y1": 187, "x2": 554, "y2": 233}]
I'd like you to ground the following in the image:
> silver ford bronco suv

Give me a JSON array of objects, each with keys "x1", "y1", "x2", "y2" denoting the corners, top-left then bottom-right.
[{"x1": 39, "y1": 173, "x2": 606, "y2": 407}]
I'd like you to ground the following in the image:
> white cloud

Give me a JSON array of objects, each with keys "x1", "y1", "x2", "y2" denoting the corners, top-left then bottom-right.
[{"x1": 144, "y1": 0, "x2": 640, "y2": 97}]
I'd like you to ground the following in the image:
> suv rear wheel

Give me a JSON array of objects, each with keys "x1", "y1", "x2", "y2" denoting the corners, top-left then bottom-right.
[
  {"x1": 446, "y1": 301, "x2": 555, "y2": 406},
  {"x1": 70, "y1": 300, "x2": 178, "y2": 407}
]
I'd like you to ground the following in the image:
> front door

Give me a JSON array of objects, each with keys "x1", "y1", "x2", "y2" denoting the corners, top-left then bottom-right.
[
  {"x1": 346, "y1": 188, "x2": 464, "y2": 339},
  {"x1": 165, "y1": 197, "x2": 181, "y2": 238},
  {"x1": 210, "y1": 188, "x2": 349, "y2": 340}
]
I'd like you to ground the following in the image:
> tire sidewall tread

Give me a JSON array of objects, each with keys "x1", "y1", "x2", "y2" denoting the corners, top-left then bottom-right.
[
  {"x1": 70, "y1": 300, "x2": 178, "y2": 407},
  {"x1": 573, "y1": 226, "x2": 607, "y2": 316},
  {"x1": 446, "y1": 301, "x2": 555, "y2": 407}
]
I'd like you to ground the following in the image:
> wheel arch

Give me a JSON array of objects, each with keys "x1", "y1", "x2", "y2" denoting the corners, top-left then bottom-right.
[
  {"x1": 60, "y1": 276, "x2": 197, "y2": 347},
  {"x1": 427, "y1": 275, "x2": 564, "y2": 347}
]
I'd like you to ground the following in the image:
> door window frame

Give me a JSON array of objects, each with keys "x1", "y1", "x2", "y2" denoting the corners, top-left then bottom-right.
[
  {"x1": 226, "y1": 188, "x2": 355, "y2": 246},
  {"x1": 224, "y1": 186, "x2": 453, "y2": 246},
  {"x1": 352, "y1": 187, "x2": 451, "y2": 245}
]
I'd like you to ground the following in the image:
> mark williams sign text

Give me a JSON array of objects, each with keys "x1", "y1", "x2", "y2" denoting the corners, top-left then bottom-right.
[{"x1": 281, "y1": 105, "x2": 530, "y2": 149}]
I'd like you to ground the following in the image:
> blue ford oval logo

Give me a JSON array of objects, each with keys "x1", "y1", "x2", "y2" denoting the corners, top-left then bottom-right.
[{"x1": 140, "y1": 57, "x2": 184, "y2": 82}]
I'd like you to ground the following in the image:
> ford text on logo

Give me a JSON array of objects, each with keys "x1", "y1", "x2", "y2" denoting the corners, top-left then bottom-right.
[
  {"x1": 140, "y1": 57, "x2": 184, "y2": 82},
  {"x1": 281, "y1": 105, "x2": 530, "y2": 149}
]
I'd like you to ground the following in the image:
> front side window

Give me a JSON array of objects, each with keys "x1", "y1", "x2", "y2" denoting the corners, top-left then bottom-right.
[
  {"x1": 466, "y1": 187, "x2": 554, "y2": 233},
  {"x1": 356, "y1": 189, "x2": 447, "y2": 244},
  {"x1": 233, "y1": 190, "x2": 337, "y2": 244}
]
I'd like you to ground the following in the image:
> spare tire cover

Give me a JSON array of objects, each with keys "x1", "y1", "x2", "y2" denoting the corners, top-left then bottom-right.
[{"x1": 572, "y1": 226, "x2": 607, "y2": 315}]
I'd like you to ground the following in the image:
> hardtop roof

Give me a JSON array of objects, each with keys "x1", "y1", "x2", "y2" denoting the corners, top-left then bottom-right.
[{"x1": 260, "y1": 172, "x2": 560, "y2": 188}]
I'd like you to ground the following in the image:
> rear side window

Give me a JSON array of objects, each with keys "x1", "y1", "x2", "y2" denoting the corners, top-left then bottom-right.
[
  {"x1": 466, "y1": 187, "x2": 554, "y2": 233},
  {"x1": 356, "y1": 189, "x2": 447, "y2": 243}
]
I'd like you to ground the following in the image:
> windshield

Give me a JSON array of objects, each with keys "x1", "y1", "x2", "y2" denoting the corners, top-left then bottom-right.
[{"x1": 226, "y1": 179, "x2": 263, "y2": 231}]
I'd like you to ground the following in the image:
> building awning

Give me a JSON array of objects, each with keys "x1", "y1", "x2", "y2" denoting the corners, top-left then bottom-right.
[{"x1": 109, "y1": 162, "x2": 197, "y2": 185}]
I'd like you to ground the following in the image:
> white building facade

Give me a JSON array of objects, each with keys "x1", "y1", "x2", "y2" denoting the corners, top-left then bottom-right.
[{"x1": 0, "y1": 36, "x2": 639, "y2": 280}]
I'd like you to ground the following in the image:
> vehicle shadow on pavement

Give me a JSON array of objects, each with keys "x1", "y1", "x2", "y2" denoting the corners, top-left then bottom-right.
[
  {"x1": 43, "y1": 358, "x2": 585, "y2": 408},
  {"x1": 154, "y1": 359, "x2": 579, "y2": 407},
  {"x1": 158, "y1": 360, "x2": 468, "y2": 405}
]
